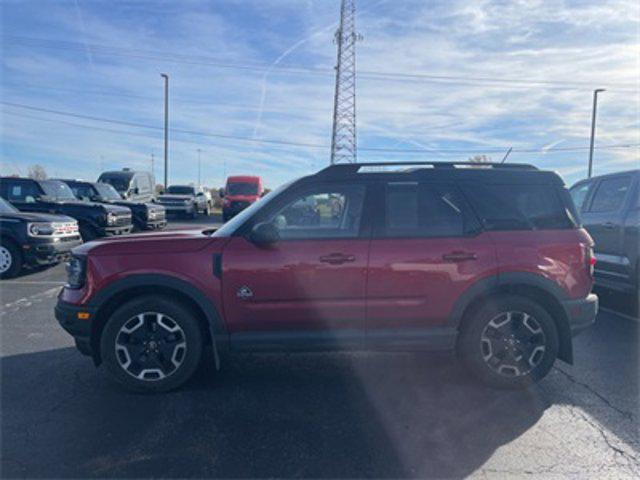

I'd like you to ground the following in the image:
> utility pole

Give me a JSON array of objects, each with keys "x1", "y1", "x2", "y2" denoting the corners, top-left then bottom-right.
[
  {"x1": 150, "y1": 153, "x2": 155, "y2": 177},
  {"x1": 161, "y1": 73, "x2": 169, "y2": 188},
  {"x1": 330, "y1": 0, "x2": 360, "y2": 164},
  {"x1": 197, "y1": 148, "x2": 202, "y2": 187},
  {"x1": 588, "y1": 88, "x2": 605, "y2": 178}
]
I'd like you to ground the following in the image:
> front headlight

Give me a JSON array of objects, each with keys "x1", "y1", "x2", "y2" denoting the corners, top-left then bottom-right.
[
  {"x1": 106, "y1": 212, "x2": 118, "y2": 225},
  {"x1": 183, "y1": 199, "x2": 191, "y2": 205},
  {"x1": 65, "y1": 255, "x2": 86, "y2": 289},
  {"x1": 28, "y1": 223, "x2": 55, "y2": 236}
]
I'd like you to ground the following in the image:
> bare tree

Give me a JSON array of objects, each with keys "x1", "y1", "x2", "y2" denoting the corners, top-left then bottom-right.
[{"x1": 27, "y1": 164, "x2": 48, "y2": 180}]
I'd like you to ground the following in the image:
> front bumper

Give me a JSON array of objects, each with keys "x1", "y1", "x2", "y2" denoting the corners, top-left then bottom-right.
[
  {"x1": 563, "y1": 293, "x2": 598, "y2": 336},
  {"x1": 23, "y1": 237, "x2": 83, "y2": 266},
  {"x1": 55, "y1": 298, "x2": 96, "y2": 357},
  {"x1": 162, "y1": 205, "x2": 195, "y2": 214},
  {"x1": 143, "y1": 219, "x2": 167, "y2": 230},
  {"x1": 101, "y1": 225, "x2": 133, "y2": 236}
]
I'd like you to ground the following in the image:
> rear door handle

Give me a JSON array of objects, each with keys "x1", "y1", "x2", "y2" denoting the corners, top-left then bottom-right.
[
  {"x1": 442, "y1": 251, "x2": 477, "y2": 262},
  {"x1": 319, "y1": 253, "x2": 355, "y2": 265},
  {"x1": 602, "y1": 222, "x2": 616, "y2": 230}
]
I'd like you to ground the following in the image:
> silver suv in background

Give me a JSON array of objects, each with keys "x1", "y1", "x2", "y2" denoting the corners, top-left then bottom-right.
[{"x1": 570, "y1": 170, "x2": 639, "y2": 296}]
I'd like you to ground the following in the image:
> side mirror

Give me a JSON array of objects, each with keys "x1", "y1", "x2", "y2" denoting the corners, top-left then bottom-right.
[
  {"x1": 249, "y1": 222, "x2": 279, "y2": 246},
  {"x1": 132, "y1": 187, "x2": 140, "y2": 195},
  {"x1": 218, "y1": 188, "x2": 225, "y2": 198}
]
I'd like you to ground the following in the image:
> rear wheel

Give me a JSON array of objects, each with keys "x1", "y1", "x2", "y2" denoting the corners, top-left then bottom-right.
[
  {"x1": 0, "y1": 241, "x2": 22, "y2": 279},
  {"x1": 458, "y1": 295, "x2": 558, "y2": 389},
  {"x1": 100, "y1": 295, "x2": 204, "y2": 392}
]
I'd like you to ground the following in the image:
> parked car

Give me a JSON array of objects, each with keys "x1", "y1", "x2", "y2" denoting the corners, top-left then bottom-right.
[
  {"x1": 0, "y1": 177, "x2": 133, "y2": 241},
  {"x1": 0, "y1": 197, "x2": 82, "y2": 278},
  {"x1": 220, "y1": 175, "x2": 263, "y2": 222},
  {"x1": 570, "y1": 169, "x2": 639, "y2": 295},
  {"x1": 60, "y1": 179, "x2": 166, "y2": 231},
  {"x1": 97, "y1": 169, "x2": 155, "y2": 202},
  {"x1": 156, "y1": 185, "x2": 210, "y2": 218},
  {"x1": 55, "y1": 162, "x2": 597, "y2": 393}
]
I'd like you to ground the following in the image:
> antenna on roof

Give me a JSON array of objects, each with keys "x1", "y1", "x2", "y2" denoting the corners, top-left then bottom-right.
[{"x1": 500, "y1": 147, "x2": 513, "y2": 164}]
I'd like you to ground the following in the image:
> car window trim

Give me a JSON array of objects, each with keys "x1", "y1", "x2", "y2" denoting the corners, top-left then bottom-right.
[{"x1": 585, "y1": 174, "x2": 632, "y2": 213}]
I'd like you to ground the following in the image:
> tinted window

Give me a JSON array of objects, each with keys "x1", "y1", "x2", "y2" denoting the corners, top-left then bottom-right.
[
  {"x1": 461, "y1": 184, "x2": 574, "y2": 231},
  {"x1": 228, "y1": 182, "x2": 259, "y2": 196},
  {"x1": 570, "y1": 182, "x2": 593, "y2": 211},
  {"x1": 166, "y1": 186, "x2": 195, "y2": 195},
  {"x1": 94, "y1": 183, "x2": 122, "y2": 200},
  {"x1": 383, "y1": 183, "x2": 473, "y2": 237},
  {"x1": 69, "y1": 183, "x2": 95, "y2": 200},
  {"x1": 40, "y1": 180, "x2": 77, "y2": 200},
  {"x1": 98, "y1": 174, "x2": 131, "y2": 193},
  {"x1": 266, "y1": 185, "x2": 365, "y2": 240},
  {"x1": 589, "y1": 176, "x2": 631, "y2": 213},
  {"x1": 0, "y1": 180, "x2": 42, "y2": 202}
]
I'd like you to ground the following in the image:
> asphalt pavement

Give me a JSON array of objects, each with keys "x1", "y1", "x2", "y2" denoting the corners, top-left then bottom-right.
[{"x1": 1, "y1": 217, "x2": 638, "y2": 478}]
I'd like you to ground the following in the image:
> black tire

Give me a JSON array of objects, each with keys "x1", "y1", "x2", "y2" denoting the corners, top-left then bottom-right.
[
  {"x1": 100, "y1": 295, "x2": 204, "y2": 393},
  {"x1": 80, "y1": 225, "x2": 98, "y2": 242},
  {"x1": 0, "y1": 240, "x2": 22, "y2": 279},
  {"x1": 457, "y1": 295, "x2": 559, "y2": 389}
]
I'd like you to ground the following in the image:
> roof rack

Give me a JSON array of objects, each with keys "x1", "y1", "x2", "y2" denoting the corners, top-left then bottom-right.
[{"x1": 317, "y1": 161, "x2": 537, "y2": 176}]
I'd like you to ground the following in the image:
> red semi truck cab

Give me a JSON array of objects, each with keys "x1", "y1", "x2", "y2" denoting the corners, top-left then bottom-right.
[{"x1": 221, "y1": 176, "x2": 263, "y2": 222}]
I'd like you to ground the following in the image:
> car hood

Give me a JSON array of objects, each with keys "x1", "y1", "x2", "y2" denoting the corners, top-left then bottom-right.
[
  {"x1": 0, "y1": 211, "x2": 76, "y2": 223},
  {"x1": 73, "y1": 229, "x2": 221, "y2": 256}
]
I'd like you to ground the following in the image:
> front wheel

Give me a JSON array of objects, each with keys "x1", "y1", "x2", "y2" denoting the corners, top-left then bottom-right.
[
  {"x1": 457, "y1": 295, "x2": 559, "y2": 389},
  {"x1": 0, "y1": 241, "x2": 22, "y2": 279},
  {"x1": 100, "y1": 295, "x2": 204, "y2": 392}
]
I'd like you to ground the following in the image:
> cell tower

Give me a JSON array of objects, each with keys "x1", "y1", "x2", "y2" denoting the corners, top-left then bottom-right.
[{"x1": 330, "y1": 0, "x2": 360, "y2": 164}]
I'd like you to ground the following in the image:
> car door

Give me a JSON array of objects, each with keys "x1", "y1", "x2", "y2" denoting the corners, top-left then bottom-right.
[
  {"x1": 365, "y1": 181, "x2": 497, "y2": 347},
  {"x1": 582, "y1": 174, "x2": 633, "y2": 283},
  {"x1": 221, "y1": 182, "x2": 370, "y2": 350}
]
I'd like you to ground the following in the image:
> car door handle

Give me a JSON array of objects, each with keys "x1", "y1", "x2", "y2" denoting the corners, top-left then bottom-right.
[
  {"x1": 442, "y1": 251, "x2": 477, "y2": 262},
  {"x1": 602, "y1": 222, "x2": 616, "y2": 230},
  {"x1": 319, "y1": 253, "x2": 355, "y2": 265}
]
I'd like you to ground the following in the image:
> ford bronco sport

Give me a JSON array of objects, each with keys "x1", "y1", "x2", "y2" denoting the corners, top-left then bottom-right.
[{"x1": 55, "y1": 162, "x2": 598, "y2": 392}]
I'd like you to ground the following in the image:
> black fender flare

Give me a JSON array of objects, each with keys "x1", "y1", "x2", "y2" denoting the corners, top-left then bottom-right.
[
  {"x1": 449, "y1": 272, "x2": 573, "y2": 363},
  {"x1": 88, "y1": 274, "x2": 227, "y2": 368}
]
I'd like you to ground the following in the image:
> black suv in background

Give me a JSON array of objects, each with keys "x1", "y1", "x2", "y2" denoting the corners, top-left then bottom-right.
[
  {"x1": 0, "y1": 177, "x2": 133, "y2": 241},
  {"x1": 0, "y1": 197, "x2": 81, "y2": 278},
  {"x1": 97, "y1": 169, "x2": 155, "y2": 202},
  {"x1": 570, "y1": 170, "x2": 639, "y2": 295},
  {"x1": 60, "y1": 180, "x2": 166, "y2": 231}
]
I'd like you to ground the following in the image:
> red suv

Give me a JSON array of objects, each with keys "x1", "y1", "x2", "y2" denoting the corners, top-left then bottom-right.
[{"x1": 56, "y1": 162, "x2": 598, "y2": 392}]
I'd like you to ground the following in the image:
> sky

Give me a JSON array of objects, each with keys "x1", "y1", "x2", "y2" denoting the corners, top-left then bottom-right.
[{"x1": 1, "y1": 0, "x2": 638, "y2": 189}]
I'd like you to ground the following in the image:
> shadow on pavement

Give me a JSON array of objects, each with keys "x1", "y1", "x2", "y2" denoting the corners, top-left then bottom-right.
[{"x1": 1, "y1": 348, "x2": 550, "y2": 478}]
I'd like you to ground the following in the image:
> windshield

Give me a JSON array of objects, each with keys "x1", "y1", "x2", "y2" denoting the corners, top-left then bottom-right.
[
  {"x1": 99, "y1": 175, "x2": 130, "y2": 193},
  {"x1": 166, "y1": 186, "x2": 195, "y2": 195},
  {"x1": 227, "y1": 182, "x2": 258, "y2": 196},
  {"x1": 95, "y1": 182, "x2": 123, "y2": 200},
  {"x1": 0, "y1": 197, "x2": 18, "y2": 214},
  {"x1": 40, "y1": 180, "x2": 77, "y2": 201},
  {"x1": 213, "y1": 180, "x2": 293, "y2": 237}
]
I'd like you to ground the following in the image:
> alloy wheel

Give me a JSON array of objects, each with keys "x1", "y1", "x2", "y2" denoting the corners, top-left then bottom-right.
[
  {"x1": 480, "y1": 311, "x2": 546, "y2": 378},
  {"x1": 115, "y1": 312, "x2": 187, "y2": 381},
  {"x1": 0, "y1": 246, "x2": 13, "y2": 274}
]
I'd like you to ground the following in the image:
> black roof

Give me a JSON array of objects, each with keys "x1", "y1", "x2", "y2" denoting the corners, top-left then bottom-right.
[{"x1": 313, "y1": 162, "x2": 565, "y2": 185}]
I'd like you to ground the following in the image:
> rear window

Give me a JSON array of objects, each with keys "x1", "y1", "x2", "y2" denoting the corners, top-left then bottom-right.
[{"x1": 461, "y1": 184, "x2": 576, "y2": 231}]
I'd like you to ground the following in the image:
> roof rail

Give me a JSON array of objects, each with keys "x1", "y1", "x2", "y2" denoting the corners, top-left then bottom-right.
[{"x1": 317, "y1": 161, "x2": 537, "y2": 176}]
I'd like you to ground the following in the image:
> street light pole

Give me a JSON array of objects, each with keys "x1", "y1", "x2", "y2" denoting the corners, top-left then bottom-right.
[
  {"x1": 161, "y1": 73, "x2": 169, "y2": 188},
  {"x1": 197, "y1": 148, "x2": 202, "y2": 187},
  {"x1": 588, "y1": 88, "x2": 605, "y2": 178}
]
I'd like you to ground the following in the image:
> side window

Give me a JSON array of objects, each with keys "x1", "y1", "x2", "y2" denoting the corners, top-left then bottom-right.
[
  {"x1": 3, "y1": 181, "x2": 41, "y2": 203},
  {"x1": 569, "y1": 182, "x2": 592, "y2": 212},
  {"x1": 266, "y1": 185, "x2": 365, "y2": 240},
  {"x1": 461, "y1": 183, "x2": 573, "y2": 231},
  {"x1": 71, "y1": 184, "x2": 92, "y2": 200},
  {"x1": 589, "y1": 176, "x2": 632, "y2": 213},
  {"x1": 383, "y1": 183, "x2": 473, "y2": 237}
]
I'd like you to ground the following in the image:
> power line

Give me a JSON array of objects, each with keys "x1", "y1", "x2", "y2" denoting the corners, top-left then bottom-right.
[
  {"x1": 3, "y1": 101, "x2": 639, "y2": 155},
  {"x1": 4, "y1": 35, "x2": 637, "y2": 91}
]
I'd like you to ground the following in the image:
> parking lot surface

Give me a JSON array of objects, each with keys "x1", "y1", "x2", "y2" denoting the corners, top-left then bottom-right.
[{"x1": 1, "y1": 218, "x2": 638, "y2": 478}]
